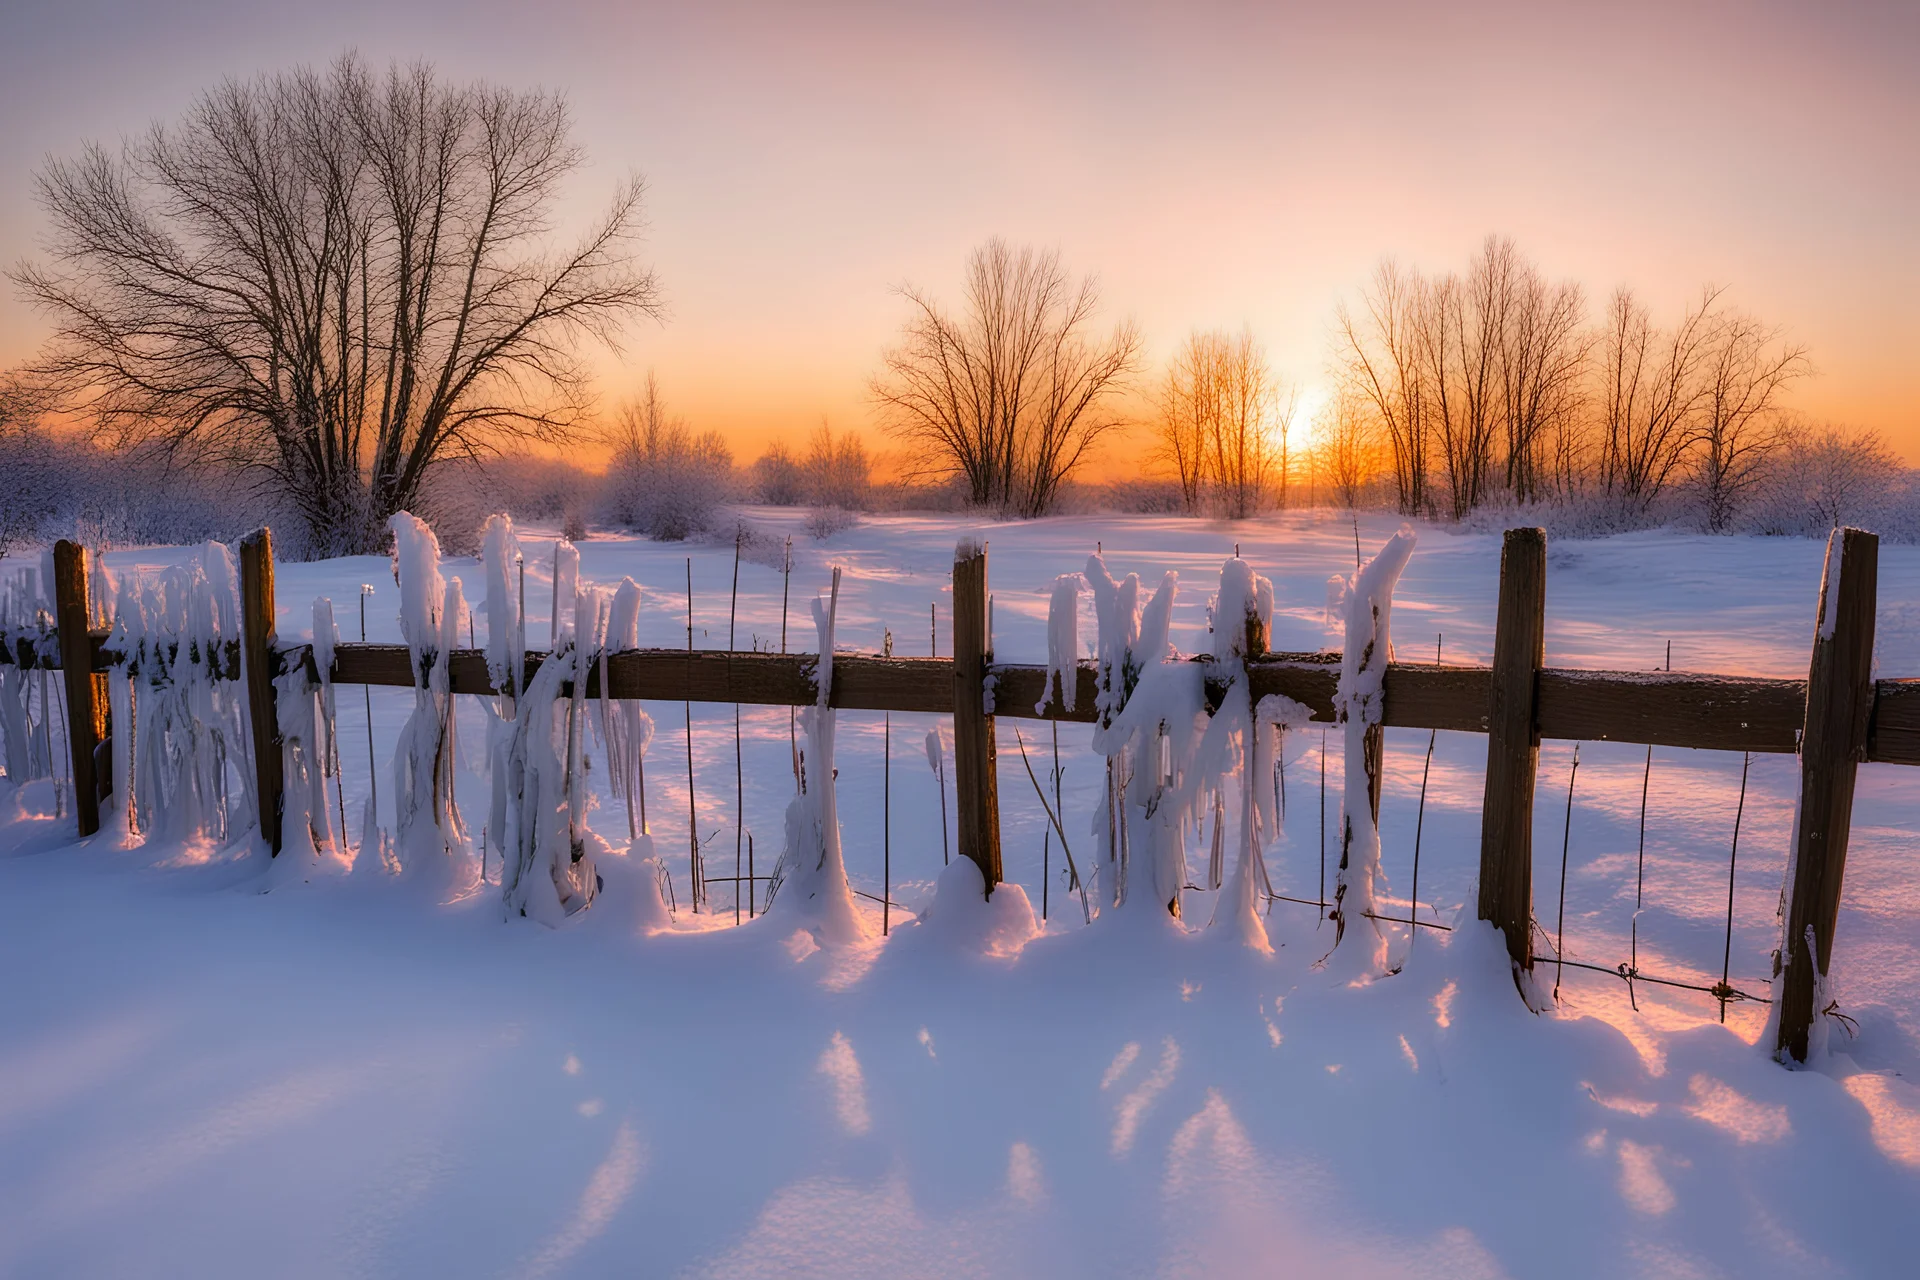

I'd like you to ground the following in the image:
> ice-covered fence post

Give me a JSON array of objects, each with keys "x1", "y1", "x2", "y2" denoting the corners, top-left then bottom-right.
[
  {"x1": 1776, "y1": 527, "x2": 1877, "y2": 1064},
  {"x1": 1477, "y1": 527, "x2": 1546, "y2": 975},
  {"x1": 53, "y1": 540, "x2": 106, "y2": 837},
  {"x1": 951, "y1": 540, "x2": 1002, "y2": 895},
  {"x1": 240, "y1": 529, "x2": 285, "y2": 855}
]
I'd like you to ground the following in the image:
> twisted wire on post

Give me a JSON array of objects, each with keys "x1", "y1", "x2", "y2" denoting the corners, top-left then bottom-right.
[
  {"x1": 1553, "y1": 744, "x2": 1581, "y2": 1001},
  {"x1": 1716, "y1": 752, "x2": 1753, "y2": 1023}
]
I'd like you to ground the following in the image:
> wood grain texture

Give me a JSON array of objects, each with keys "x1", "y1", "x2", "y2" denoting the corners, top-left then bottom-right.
[
  {"x1": 240, "y1": 530, "x2": 284, "y2": 855},
  {"x1": 1778, "y1": 528, "x2": 1878, "y2": 1063},
  {"x1": 53, "y1": 542, "x2": 105, "y2": 837},
  {"x1": 1478, "y1": 528, "x2": 1546, "y2": 972},
  {"x1": 951, "y1": 546, "x2": 1002, "y2": 890},
  {"x1": 1537, "y1": 670, "x2": 1804, "y2": 753},
  {"x1": 1867, "y1": 680, "x2": 1920, "y2": 764}
]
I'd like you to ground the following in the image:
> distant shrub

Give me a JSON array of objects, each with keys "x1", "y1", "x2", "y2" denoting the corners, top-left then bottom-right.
[
  {"x1": 1744, "y1": 424, "x2": 1901, "y2": 538},
  {"x1": 751, "y1": 444, "x2": 805, "y2": 505},
  {"x1": 806, "y1": 505, "x2": 859, "y2": 540},
  {"x1": 601, "y1": 375, "x2": 735, "y2": 542}
]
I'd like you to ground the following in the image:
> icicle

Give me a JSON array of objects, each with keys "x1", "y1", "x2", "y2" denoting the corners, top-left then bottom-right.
[
  {"x1": 312, "y1": 597, "x2": 346, "y2": 856},
  {"x1": 482, "y1": 514, "x2": 524, "y2": 695},
  {"x1": 268, "y1": 658, "x2": 347, "y2": 883},
  {"x1": 598, "y1": 577, "x2": 653, "y2": 849},
  {"x1": 500, "y1": 574, "x2": 601, "y2": 926},
  {"x1": 97, "y1": 543, "x2": 253, "y2": 846},
  {"x1": 1095, "y1": 569, "x2": 1195, "y2": 919},
  {"x1": 552, "y1": 538, "x2": 580, "y2": 648},
  {"x1": 0, "y1": 565, "x2": 57, "y2": 788},
  {"x1": 1328, "y1": 526, "x2": 1418, "y2": 976},
  {"x1": 1037, "y1": 573, "x2": 1086, "y2": 714},
  {"x1": 386, "y1": 512, "x2": 477, "y2": 894}
]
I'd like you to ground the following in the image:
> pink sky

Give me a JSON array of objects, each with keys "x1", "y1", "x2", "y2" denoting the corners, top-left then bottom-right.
[{"x1": 2, "y1": 0, "x2": 1913, "y2": 465}]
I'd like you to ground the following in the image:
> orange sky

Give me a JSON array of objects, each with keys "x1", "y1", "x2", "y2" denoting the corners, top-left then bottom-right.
[{"x1": 3, "y1": 0, "x2": 1914, "y2": 468}]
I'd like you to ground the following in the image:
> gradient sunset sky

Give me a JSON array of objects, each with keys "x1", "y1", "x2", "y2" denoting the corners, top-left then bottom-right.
[{"x1": 2, "y1": 0, "x2": 1914, "y2": 465}]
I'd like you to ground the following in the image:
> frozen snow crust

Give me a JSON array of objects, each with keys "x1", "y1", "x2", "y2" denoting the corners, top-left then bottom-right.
[{"x1": 2, "y1": 508, "x2": 1917, "y2": 1276}]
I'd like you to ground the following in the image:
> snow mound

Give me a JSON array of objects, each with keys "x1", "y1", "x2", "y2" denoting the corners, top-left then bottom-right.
[{"x1": 895, "y1": 856, "x2": 1039, "y2": 959}]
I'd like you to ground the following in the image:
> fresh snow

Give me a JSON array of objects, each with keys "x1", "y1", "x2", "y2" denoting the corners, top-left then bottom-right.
[{"x1": 2, "y1": 508, "x2": 1918, "y2": 1277}]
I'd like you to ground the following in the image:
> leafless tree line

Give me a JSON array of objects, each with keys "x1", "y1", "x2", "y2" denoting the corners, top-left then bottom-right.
[
  {"x1": 1335, "y1": 236, "x2": 1810, "y2": 529},
  {"x1": 751, "y1": 422, "x2": 873, "y2": 511},
  {"x1": 1154, "y1": 327, "x2": 1298, "y2": 518},
  {"x1": 13, "y1": 54, "x2": 661, "y2": 556}
]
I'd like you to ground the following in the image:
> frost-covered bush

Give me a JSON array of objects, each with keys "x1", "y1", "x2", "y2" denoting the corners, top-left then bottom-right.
[
  {"x1": 0, "y1": 412, "x2": 277, "y2": 556},
  {"x1": 805, "y1": 505, "x2": 859, "y2": 540},
  {"x1": 751, "y1": 425, "x2": 873, "y2": 514},
  {"x1": 750, "y1": 443, "x2": 805, "y2": 505},
  {"x1": 1744, "y1": 425, "x2": 1903, "y2": 538},
  {"x1": 803, "y1": 424, "x2": 871, "y2": 510},
  {"x1": 601, "y1": 380, "x2": 735, "y2": 541}
]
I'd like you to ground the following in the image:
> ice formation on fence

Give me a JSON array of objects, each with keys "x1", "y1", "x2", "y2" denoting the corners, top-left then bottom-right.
[
  {"x1": 498, "y1": 546, "x2": 603, "y2": 925},
  {"x1": 765, "y1": 567, "x2": 866, "y2": 944},
  {"x1": 0, "y1": 567, "x2": 57, "y2": 791},
  {"x1": 480, "y1": 514, "x2": 524, "y2": 889},
  {"x1": 269, "y1": 595, "x2": 348, "y2": 880},
  {"x1": 1329, "y1": 527, "x2": 1417, "y2": 975},
  {"x1": 103, "y1": 542, "x2": 255, "y2": 846},
  {"x1": 1088, "y1": 555, "x2": 1194, "y2": 918},
  {"x1": 597, "y1": 576, "x2": 653, "y2": 850},
  {"x1": 1187, "y1": 557, "x2": 1287, "y2": 949},
  {"x1": 386, "y1": 513, "x2": 477, "y2": 892},
  {"x1": 482, "y1": 514, "x2": 524, "y2": 695},
  {"x1": 1074, "y1": 551, "x2": 1317, "y2": 939},
  {"x1": 1037, "y1": 573, "x2": 1086, "y2": 713}
]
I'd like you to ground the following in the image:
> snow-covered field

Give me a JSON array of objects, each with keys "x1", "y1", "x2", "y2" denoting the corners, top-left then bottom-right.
[{"x1": 3, "y1": 508, "x2": 1918, "y2": 1278}]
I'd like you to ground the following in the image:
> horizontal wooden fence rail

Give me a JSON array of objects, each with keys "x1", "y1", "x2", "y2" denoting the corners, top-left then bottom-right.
[
  {"x1": 242, "y1": 640, "x2": 1920, "y2": 763},
  {"x1": 14, "y1": 632, "x2": 1920, "y2": 763}
]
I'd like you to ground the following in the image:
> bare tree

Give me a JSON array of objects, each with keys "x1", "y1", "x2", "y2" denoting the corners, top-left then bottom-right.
[
  {"x1": 1598, "y1": 286, "x2": 1720, "y2": 515},
  {"x1": 871, "y1": 238, "x2": 1141, "y2": 518},
  {"x1": 1153, "y1": 335, "x2": 1219, "y2": 513},
  {"x1": 803, "y1": 420, "x2": 873, "y2": 510},
  {"x1": 1499, "y1": 262, "x2": 1590, "y2": 502},
  {"x1": 1209, "y1": 328, "x2": 1281, "y2": 519},
  {"x1": 1315, "y1": 386, "x2": 1377, "y2": 510},
  {"x1": 1335, "y1": 261, "x2": 1431, "y2": 516},
  {"x1": 13, "y1": 55, "x2": 662, "y2": 556},
  {"x1": 1151, "y1": 327, "x2": 1287, "y2": 518},
  {"x1": 1691, "y1": 311, "x2": 1810, "y2": 531},
  {"x1": 750, "y1": 441, "x2": 805, "y2": 505}
]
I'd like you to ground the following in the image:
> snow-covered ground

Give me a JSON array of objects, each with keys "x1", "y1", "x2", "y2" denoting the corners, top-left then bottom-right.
[{"x1": 3, "y1": 509, "x2": 1918, "y2": 1277}]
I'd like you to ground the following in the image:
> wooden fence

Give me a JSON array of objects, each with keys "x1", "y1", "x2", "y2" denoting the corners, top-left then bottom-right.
[{"x1": 7, "y1": 525, "x2": 1912, "y2": 1064}]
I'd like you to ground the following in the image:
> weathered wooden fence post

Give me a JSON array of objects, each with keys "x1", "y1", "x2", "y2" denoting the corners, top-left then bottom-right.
[
  {"x1": 53, "y1": 540, "x2": 107, "y2": 837},
  {"x1": 1776, "y1": 526, "x2": 1877, "y2": 1063},
  {"x1": 240, "y1": 528, "x2": 285, "y2": 855},
  {"x1": 1478, "y1": 527, "x2": 1546, "y2": 974},
  {"x1": 951, "y1": 540, "x2": 1003, "y2": 895}
]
